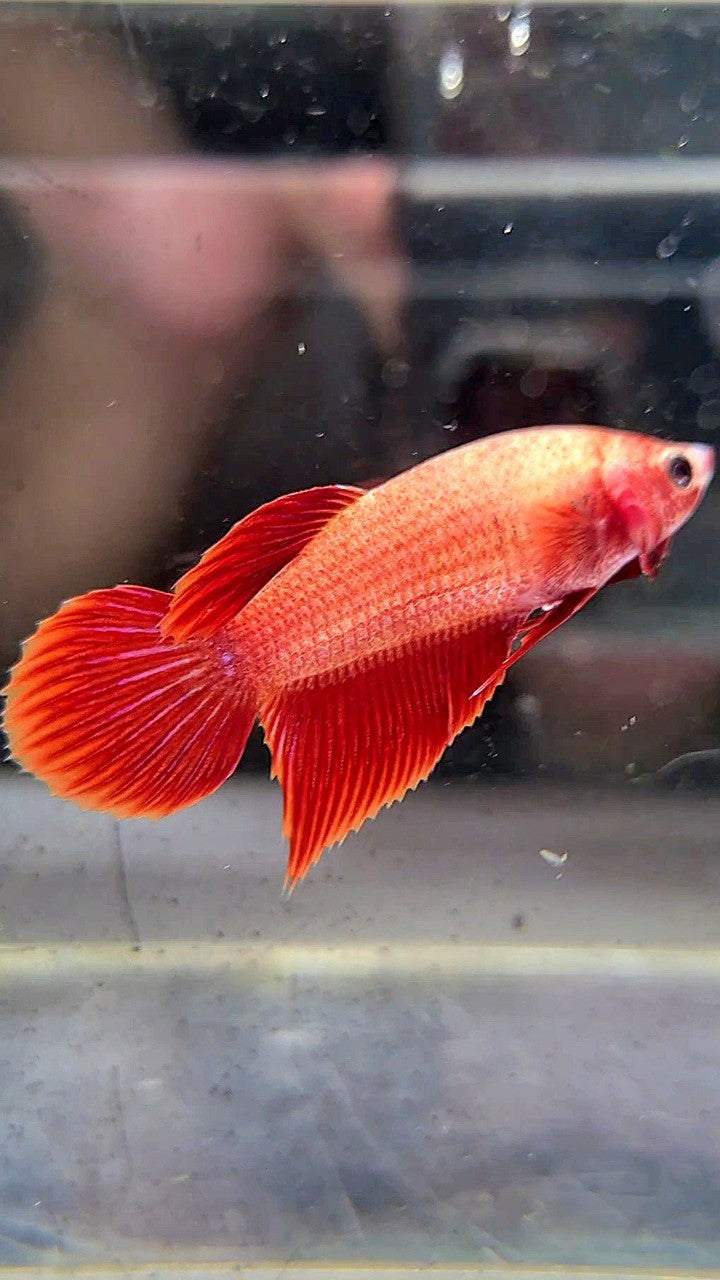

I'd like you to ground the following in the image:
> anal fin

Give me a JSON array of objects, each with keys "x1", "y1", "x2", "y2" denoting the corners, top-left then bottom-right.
[
  {"x1": 262, "y1": 581, "x2": 620, "y2": 885},
  {"x1": 260, "y1": 618, "x2": 519, "y2": 886}
]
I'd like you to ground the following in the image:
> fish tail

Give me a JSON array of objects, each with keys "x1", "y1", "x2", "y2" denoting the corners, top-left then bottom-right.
[{"x1": 3, "y1": 585, "x2": 255, "y2": 818}]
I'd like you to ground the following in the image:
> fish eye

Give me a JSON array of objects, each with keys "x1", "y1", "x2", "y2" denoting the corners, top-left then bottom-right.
[{"x1": 667, "y1": 454, "x2": 693, "y2": 488}]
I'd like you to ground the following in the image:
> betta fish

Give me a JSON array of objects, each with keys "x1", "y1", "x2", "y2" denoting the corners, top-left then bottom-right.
[{"x1": 3, "y1": 425, "x2": 714, "y2": 885}]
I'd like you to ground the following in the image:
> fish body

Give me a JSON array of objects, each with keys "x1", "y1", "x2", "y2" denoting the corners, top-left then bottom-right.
[
  {"x1": 234, "y1": 426, "x2": 684, "y2": 690},
  {"x1": 3, "y1": 425, "x2": 714, "y2": 884}
]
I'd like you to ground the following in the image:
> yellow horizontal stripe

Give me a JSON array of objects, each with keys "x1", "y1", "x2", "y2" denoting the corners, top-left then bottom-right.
[
  {"x1": 0, "y1": 941, "x2": 718, "y2": 982},
  {"x1": 1, "y1": 1264, "x2": 719, "y2": 1280}
]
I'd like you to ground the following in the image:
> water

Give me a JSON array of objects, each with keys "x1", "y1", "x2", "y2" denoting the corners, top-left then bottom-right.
[{"x1": 1, "y1": 4, "x2": 720, "y2": 1277}]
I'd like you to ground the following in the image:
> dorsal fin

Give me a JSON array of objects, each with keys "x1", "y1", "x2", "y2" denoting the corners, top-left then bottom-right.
[{"x1": 162, "y1": 484, "x2": 364, "y2": 642}]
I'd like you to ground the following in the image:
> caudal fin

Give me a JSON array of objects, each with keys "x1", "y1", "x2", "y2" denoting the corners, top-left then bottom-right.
[{"x1": 3, "y1": 585, "x2": 255, "y2": 818}]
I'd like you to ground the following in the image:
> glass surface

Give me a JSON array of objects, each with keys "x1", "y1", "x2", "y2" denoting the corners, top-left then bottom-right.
[{"x1": 0, "y1": 3, "x2": 719, "y2": 1276}]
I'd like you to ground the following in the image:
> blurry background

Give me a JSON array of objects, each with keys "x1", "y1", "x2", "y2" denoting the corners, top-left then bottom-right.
[{"x1": 2, "y1": 2, "x2": 720, "y2": 785}]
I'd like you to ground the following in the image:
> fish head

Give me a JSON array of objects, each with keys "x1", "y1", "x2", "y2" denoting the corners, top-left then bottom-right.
[{"x1": 601, "y1": 432, "x2": 715, "y2": 578}]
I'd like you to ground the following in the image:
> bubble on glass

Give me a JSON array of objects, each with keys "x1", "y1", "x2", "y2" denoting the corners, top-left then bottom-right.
[
  {"x1": 240, "y1": 102, "x2": 266, "y2": 125},
  {"x1": 688, "y1": 363, "x2": 720, "y2": 395},
  {"x1": 564, "y1": 45, "x2": 593, "y2": 68},
  {"x1": 680, "y1": 88, "x2": 701, "y2": 113},
  {"x1": 657, "y1": 233, "x2": 680, "y2": 260},
  {"x1": 509, "y1": 10, "x2": 532, "y2": 57},
  {"x1": 347, "y1": 105, "x2": 371, "y2": 136},
  {"x1": 696, "y1": 399, "x2": 720, "y2": 432},
  {"x1": 135, "y1": 80, "x2": 159, "y2": 109},
  {"x1": 213, "y1": 24, "x2": 233, "y2": 50},
  {"x1": 439, "y1": 45, "x2": 464, "y2": 101},
  {"x1": 382, "y1": 359, "x2": 409, "y2": 389},
  {"x1": 520, "y1": 368, "x2": 548, "y2": 399}
]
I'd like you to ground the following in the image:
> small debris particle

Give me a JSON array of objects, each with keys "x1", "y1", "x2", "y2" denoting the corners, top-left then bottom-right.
[
  {"x1": 539, "y1": 847, "x2": 568, "y2": 867},
  {"x1": 511, "y1": 912, "x2": 525, "y2": 930}
]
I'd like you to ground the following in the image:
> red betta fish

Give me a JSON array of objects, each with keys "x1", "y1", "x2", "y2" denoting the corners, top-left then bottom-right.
[{"x1": 3, "y1": 425, "x2": 714, "y2": 884}]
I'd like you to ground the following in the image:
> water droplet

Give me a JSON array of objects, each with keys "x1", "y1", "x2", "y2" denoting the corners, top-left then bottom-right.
[
  {"x1": 657, "y1": 233, "x2": 680, "y2": 259},
  {"x1": 297, "y1": 341, "x2": 306, "y2": 355},
  {"x1": 260, "y1": 82, "x2": 270, "y2": 99},
  {"x1": 503, "y1": 221, "x2": 514, "y2": 234},
  {"x1": 439, "y1": 44, "x2": 464, "y2": 100},
  {"x1": 306, "y1": 104, "x2": 326, "y2": 117},
  {"x1": 677, "y1": 135, "x2": 689, "y2": 149},
  {"x1": 442, "y1": 420, "x2": 459, "y2": 431}
]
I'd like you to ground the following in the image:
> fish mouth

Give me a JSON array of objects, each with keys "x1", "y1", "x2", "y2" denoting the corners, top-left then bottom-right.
[{"x1": 686, "y1": 441, "x2": 716, "y2": 489}]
